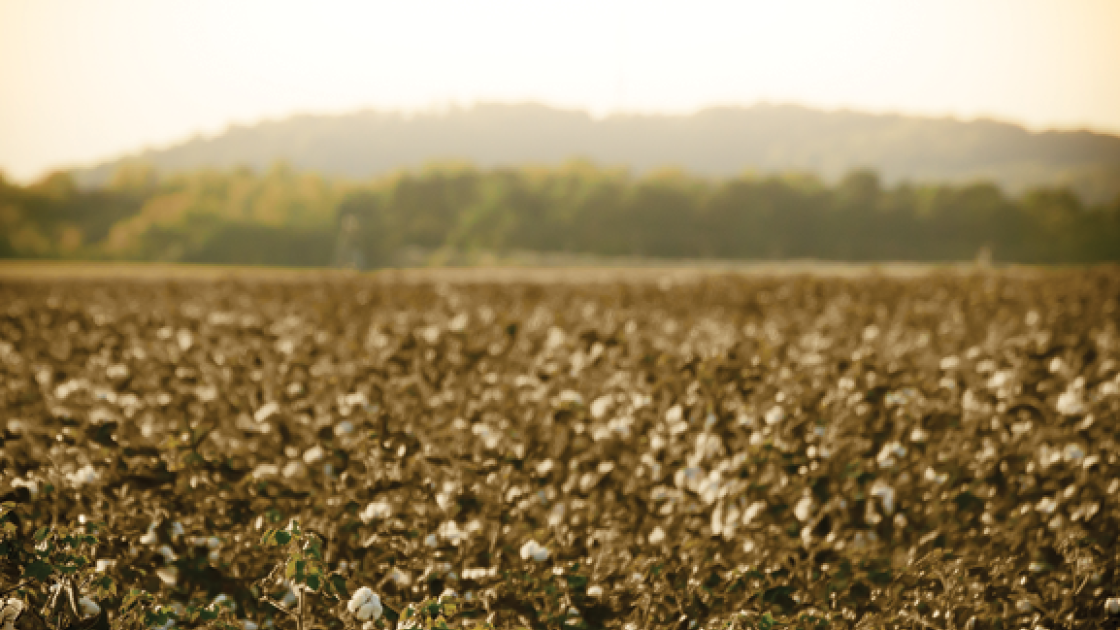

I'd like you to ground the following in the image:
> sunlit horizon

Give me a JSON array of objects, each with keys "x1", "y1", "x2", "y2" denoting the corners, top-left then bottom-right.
[{"x1": 3, "y1": 0, "x2": 1120, "y2": 183}]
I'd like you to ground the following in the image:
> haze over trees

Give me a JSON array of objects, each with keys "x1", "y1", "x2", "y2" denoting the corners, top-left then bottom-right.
[
  {"x1": 2, "y1": 161, "x2": 1117, "y2": 267},
  {"x1": 68, "y1": 103, "x2": 1120, "y2": 204}
]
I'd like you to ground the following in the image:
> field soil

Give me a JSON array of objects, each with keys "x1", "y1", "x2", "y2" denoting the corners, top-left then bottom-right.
[{"x1": 1, "y1": 266, "x2": 1118, "y2": 629}]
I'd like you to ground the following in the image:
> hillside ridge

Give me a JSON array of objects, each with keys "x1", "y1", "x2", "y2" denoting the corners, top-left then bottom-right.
[{"x1": 72, "y1": 102, "x2": 1120, "y2": 202}]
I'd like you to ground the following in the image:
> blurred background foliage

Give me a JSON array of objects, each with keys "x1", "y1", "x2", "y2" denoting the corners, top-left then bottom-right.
[{"x1": 2, "y1": 160, "x2": 1118, "y2": 267}]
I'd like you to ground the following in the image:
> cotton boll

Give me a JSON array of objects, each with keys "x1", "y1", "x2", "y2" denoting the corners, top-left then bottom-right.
[
  {"x1": 520, "y1": 540, "x2": 550, "y2": 562},
  {"x1": 361, "y1": 500, "x2": 392, "y2": 523},
  {"x1": 302, "y1": 445, "x2": 325, "y2": 464},
  {"x1": 78, "y1": 597, "x2": 100, "y2": 619},
  {"x1": 870, "y1": 480, "x2": 896, "y2": 515},
  {"x1": 355, "y1": 595, "x2": 382, "y2": 622},
  {"x1": 1056, "y1": 389, "x2": 1086, "y2": 416},
  {"x1": 590, "y1": 396, "x2": 612, "y2": 419},
  {"x1": 741, "y1": 501, "x2": 767, "y2": 526},
  {"x1": 1, "y1": 599, "x2": 25, "y2": 625},
  {"x1": 347, "y1": 586, "x2": 374, "y2": 614},
  {"x1": 66, "y1": 465, "x2": 99, "y2": 487},
  {"x1": 764, "y1": 406, "x2": 785, "y2": 425},
  {"x1": 793, "y1": 495, "x2": 815, "y2": 522},
  {"x1": 140, "y1": 526, "x2": 160, "y2": 547}
]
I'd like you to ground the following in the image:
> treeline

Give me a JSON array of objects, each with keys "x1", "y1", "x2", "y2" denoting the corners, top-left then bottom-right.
[{"x1": 2, "y1": 161, "x2": 1119, "y2": 266}]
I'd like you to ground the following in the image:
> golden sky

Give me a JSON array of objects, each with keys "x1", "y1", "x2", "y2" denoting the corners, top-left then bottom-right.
[{"x1": 2, "y1": 0, "x2": 1119, "y2": 182}]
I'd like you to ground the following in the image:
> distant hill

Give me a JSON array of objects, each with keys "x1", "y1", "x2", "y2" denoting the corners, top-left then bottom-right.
[{"x1": 72, "y1": 103, "x2": 1120, "y2": 202}]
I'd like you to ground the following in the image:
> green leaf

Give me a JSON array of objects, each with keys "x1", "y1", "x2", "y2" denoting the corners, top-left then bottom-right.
[
  {"x1": 22, "y1": 558, "x2": 53, "y2": 581},
  {"x1": 94, "y1": 575, "x2": 117, "y2": 598},
  {"x1": 329, "y1": 574, "x2": 350, "y2": 599}
]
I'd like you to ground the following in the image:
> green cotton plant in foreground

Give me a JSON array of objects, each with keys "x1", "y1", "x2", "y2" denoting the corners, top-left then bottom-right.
[
  {"x1": 259, "y1": 519, "x2": 350, "y2": 630},
  {"x1": 397, "y1": 593, "x2": 493, "y2": 630},
  {"x1": 0, "y1": 502, "x2": 114, "y2": 630},
  {"x1": 116, "y1": 588, "x2": 241, "y2": 630},
  {"x1": 1, "y1": 503, "x2": 236, "y2": 630}
]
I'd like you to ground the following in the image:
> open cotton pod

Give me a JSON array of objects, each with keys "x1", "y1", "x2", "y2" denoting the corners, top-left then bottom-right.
[
  {"x1": 78, "y1": 597, "x2": 100, "y2": 619},
  {"x1": 347, "y1": 587, "x2": 382, "y2": 622},
  {"x1": 1, "y1": 599, "x2": 25, "y2": 630}
]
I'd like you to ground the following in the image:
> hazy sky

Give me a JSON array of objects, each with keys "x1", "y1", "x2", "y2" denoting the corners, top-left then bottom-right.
[{"x1": 2, "y1": 0, "x2": 1119, "y2": 182}]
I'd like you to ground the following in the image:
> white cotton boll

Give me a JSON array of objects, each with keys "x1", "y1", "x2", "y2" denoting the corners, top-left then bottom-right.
[
  {"x1": 355, "y1": 596, "x2": 382, "y2": 622},
  {"x1": 546, "y1": 327, "x2": 566, "y2": 349},
  {"x1": 520, "y1": 540, "x2": 550, "y2": 562},
  {"x1": 347, "y1": 587, "x2": 374, "y2": 614},
  {"x1": 590, "y1": 396, "x2": 612, "y2": 419},
  {"x1": 793, "y1": 495, "x2": 814, "y2": 522},
  {"x1": 648, "y1": 527, "x2": 666, "y2": 545},
  {"x1": 940, "y1": 356, "x2": 960, "y2": 370},
  {"x1": 156, "y1": 567, "x2": 179, "y2": 586},
  {"x1": 282, "y1": 460, "x2": 307, "y2": 479},
  {"x1": 741, "y1": 501, "x2": 767, "y2": 526},
  {"x1": 361, "y1": 500, "x2": 392, "y2": 523},
  {"x1": 764, "y1": 406, "x2": 785, "y2": 426},
  {"x1": 697, "y1": 474, "x2": 721, "y2": 505},
  {"x1": 876, "y1": 442, "x2": 906, "y2": 469},
  {"x1": 587, "y1": 585, "x2": 604, "y2": 598},
  {"x1": 278, "y1": 589, "x2": 297, "y2": 609},
  {"x1": 558, "y1": 390, "x2": 583, "y2": 406},
  {"x1": 438, "y1": 521, "x2": 468, "y2": 546},
  {"x1": 254, "y1": 402, "x2": 280, "y2": 423},
  {"x1": 424, "y1": 534, "x2": 439, "y2": 548},
  {"x1": 67, "y1": 465, "x2": 99, "y2": 487},
  {"x1": 1056, "y1": 389, "x2": 1086, "y2": 416},
  {"x1": 78, "y1": 597, "x2": 100, "y2": 619},
  {"x1": 1063, "y1": 443, "x2": 1086, "y2": 463},
  {"x1": 665, "y1": 405, "x2": 683, "y2": 424},
  {"x1": 212, "y1": 594, "x2": 234, "y2": 611},
  {"x1": 448, "y1": 313, "x2": 469, "y2": 332},
  {"x1": 1, "y1": 598, "x2": 25, "y2": 624},
  {"x1": 140, "y1": 523, "x2": 159, "y2": 545},
  {"x1": 302, "y1": 445, "x2": 324, "y2": 464},
  {"x1": 870, "y1": 481, "x2": 896, "y2": 515},
  {"x1": 242, "y1": 622, "x2": 259, "y2": 630}
]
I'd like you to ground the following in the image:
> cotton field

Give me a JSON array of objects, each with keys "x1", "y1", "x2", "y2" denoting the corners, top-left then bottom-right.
[{"x1": 1, "y1": 269, "x2": 1119, "y2": 629}]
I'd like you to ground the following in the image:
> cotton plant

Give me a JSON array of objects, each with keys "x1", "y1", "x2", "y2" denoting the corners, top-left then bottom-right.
[
  {"x1": 37, "y1": 577, "x2": 111, "y2": 630},
  {"x1": 117, "y1": 589, "x2": 238, "y2": 630},
  {"x1": 396, "y1": 591, "x2": 493, "y2": 630},
  {"x1": 257, "y1": 520, "x2": 350, "y2": 630},
  {"x1": 0, "y1": 506, "x2": 115, "y2": 630}
]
